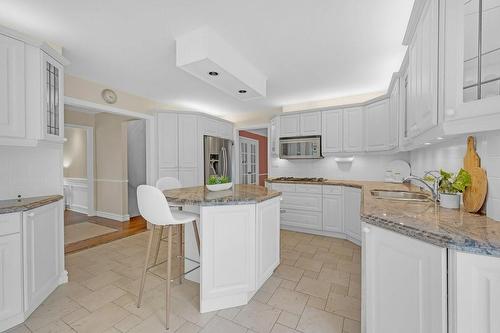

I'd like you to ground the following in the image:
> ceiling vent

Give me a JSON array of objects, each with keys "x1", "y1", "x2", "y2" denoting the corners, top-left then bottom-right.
[{"x1": 176, "y1": 27, "x2": 267, "y2": 100}]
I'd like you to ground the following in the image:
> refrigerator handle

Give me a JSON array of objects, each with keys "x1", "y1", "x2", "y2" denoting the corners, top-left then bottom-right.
[{"x1": 221, "y1": 147, "x2": 227, "y2": 177}]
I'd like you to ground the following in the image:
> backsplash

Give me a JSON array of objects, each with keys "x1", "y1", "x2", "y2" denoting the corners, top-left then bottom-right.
[
  {"x1": 410, "y1": 132, "x2": 500, "y2": 221},
  {"x1": 0, "y1": 145, "x2": 63, "y2": 200},
  {"x1": 269, "y1": 152, "x2": 410, "y2": 181}
]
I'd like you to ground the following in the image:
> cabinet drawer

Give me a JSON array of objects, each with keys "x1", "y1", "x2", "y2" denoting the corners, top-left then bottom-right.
[
  {"x1": 272, "y1": 183, "x2": 296, "y2": 192},
  {"x1": 323, "y1": 185, "x2": 343, "y2": 195},
  {"x1": 280, "y1": 209, "x2": 322, "y2": 230},
  {"x1": 295, "y1": 184, "x2": 322, "y2": 194},
  {"x1": 0, "y1": 213, "x2": 21, "y2": 236},
  {"x1": 281, "y1": 193, "x2": 322, "y2": 212}
]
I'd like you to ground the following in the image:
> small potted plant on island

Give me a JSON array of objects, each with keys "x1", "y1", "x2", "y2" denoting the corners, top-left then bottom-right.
[
  {"x1": 427, "y1": 169, "x2": 472, "y2": 209},
  {"x1": 206, "y1": 175, "x2": 233, "y2": 192}
]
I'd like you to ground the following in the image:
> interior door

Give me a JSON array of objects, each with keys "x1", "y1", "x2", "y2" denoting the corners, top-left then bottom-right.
[{"x1": 239, "y1": 137, "x2": 258, "y2": 185}]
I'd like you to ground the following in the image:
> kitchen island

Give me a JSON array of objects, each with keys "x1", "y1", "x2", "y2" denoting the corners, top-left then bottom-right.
[{"x1": 163, "y1": 184, "x2": 281, "y2": 313}]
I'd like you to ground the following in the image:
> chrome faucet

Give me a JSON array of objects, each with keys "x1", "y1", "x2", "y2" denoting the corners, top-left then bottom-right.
[{"x1": 402, "y1": 174, "x2": 439, "y2": 201}]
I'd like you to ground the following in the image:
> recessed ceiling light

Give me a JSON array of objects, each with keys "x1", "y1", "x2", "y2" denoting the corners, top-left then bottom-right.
[
  {"x1": 238, "y1": 89, "x2": 247, "y2": 94},
  {"x1": 424, "y1": 142, "x2": 431, "y2": 145},
  {"x1": 208, "y1": 71, "x2": 219, "y2": 76},
  {"x1": 437, "y1": 137, "x2": 444, "y2": 140}
]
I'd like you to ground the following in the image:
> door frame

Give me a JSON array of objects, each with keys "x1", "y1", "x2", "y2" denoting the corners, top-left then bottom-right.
[
  {"x1": 233, "y1": 124, "x2": 270, "y2": 185},
  {"x1": 239, "y1": 137, "x2": 259, "y2": 185},
  {"x1": 64, "y1": 96, "x2": 156, "y2": 188},
  {"x1": 64, "y1": 123, "x2": 95, "y2": 216}
]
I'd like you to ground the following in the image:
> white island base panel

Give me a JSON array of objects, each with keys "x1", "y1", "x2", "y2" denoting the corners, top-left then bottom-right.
[{"x1": 183, "y1": 197, "x2": 280, "y2": 313}]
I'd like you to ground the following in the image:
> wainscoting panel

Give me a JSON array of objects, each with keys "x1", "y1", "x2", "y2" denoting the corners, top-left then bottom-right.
[{"x1": 63, "y1": 178, "x2": 88, "y2": 214}]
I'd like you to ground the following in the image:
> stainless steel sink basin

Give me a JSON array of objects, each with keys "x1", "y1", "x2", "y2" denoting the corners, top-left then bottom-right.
[{"x1": 370, "y1": 189, "x2": 432, "y2": 202}]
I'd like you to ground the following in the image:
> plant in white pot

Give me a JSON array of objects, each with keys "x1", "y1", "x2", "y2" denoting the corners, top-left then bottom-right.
[
  {"x1": 206, "y1": 175, "x2": 233, "y2": 192},
  {"x1": 427, "y1": 169, "x2": 472, "y2": 209}
]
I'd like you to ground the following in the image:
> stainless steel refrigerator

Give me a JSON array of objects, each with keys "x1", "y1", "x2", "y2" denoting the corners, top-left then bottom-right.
[{"x1": 204, "y1": 135, "x2": 233, "y2": 184}]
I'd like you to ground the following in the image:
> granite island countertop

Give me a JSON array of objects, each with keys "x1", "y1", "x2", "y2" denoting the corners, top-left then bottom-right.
[
  {"x1": 0, "y1": 195, "x2": 63, "y2": 214},
  {"x1": 266, "y1": 178, "x2": 500, "y2": 257},
  {"x1": 164, "y1": 184, "x2": 281, "y2": 206}
]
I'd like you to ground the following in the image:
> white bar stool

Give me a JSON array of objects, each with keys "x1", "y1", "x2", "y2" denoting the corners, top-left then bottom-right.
[{"x1": 136, "y1": 184, "x2": 200, "y2": 330}]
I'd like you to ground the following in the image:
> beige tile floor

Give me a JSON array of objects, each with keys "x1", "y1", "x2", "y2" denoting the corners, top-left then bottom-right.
[{"x1": 8, "y1": 228, "x2": 361, "y2": 333}]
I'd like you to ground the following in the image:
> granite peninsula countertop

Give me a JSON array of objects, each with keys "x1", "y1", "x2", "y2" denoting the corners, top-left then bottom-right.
[
  {"x1": 266, "y1": 178, "x2": 500, "y2": 257},
  {"x1": 164, "y1": 184, "x2": 281, "y2": 206},
  {"x1": 0, "y1": 195, "x2": 63, "y2": 214}
]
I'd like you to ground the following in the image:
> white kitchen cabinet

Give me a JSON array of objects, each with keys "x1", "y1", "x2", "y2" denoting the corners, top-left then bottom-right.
[
  {"x1": 389, "y1": 79, "x2": 399, "y2": 148},
  {"x1": 362, "y1": 223, "x2": 447, "y2": 333},
  {"x1": 179, "y1": 168, "x2": 198, "y2": 187},
  {"x1": 178, "y1": 114, "x2": 198, "y2": 168},
  {"x1": 365, "y1": 99, "x2": 392, "y2": 151},
  {"x1": 280, "y1": 114, "x2": 300, "y2": 137},
  {"x1": 323, "y1": 192, "x2": 343, "y2": 233},
  {"x1": 322, "y1": 109, "x2": 343, "y2": 153},
  {"x1": 270, "y1": 116, "x2": 280, "y2": 157},
  {"x1": 449, "y1": 250, "x2": 500, "y2": 333},
  {"x1": 280, "y1": 209, "x2": 322, "y2": 230},
  {"x1": 406, "y1": 0, "x2": 439, "y2": 137},
  {"x1": 23, "y1": 201, "x2": 63, "y2": 316},
  {"x1": 40, "y1": 52, "x2": 65, "y2": 142},
  {"x1": 219, "y1": 121, "x2": 233, "y2": 140},
  {"x1": 255, "y1": 197, "x2": 280, "y2": 289},
  {"x1": 157, "y1": 113, "x2": 178, "y2": 169},
  {"x1": 343, "y1": 187, "x2": 361, "y2": 242},
  {"x1": 0, "y1": 34, "x2": 25, "y2": 139},
  {"x1": 343, "y1": 107, "x2": 364, "y2": 152},
  {"x1": 300, "y1": 112, "x2": 321, "y2": 135},
  {"x1": 158, "y1": 167, "x2": 179, "y2": 180},
  {"x1": 280, "y1": 192, "x2": 323, "y2": 212},
  {"x1": 0, "y1": 212, "x2": 23, "y2": 332}
]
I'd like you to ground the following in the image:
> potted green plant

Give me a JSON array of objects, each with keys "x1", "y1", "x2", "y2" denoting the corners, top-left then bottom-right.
[
  {"x1": 428, "y1": 169, "x2": 472, "y2": 209},
  {"x1": 206, "y1": 175, "x2": 232, "y2": 192}
]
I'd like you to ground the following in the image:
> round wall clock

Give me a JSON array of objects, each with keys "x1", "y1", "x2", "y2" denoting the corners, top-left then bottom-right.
[{"x1": 101, "y1": 89, "x2": 117, "y2": 104}]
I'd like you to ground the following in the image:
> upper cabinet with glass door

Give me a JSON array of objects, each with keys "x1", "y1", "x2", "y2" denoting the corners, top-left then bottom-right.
[
  {"x1": 443, "y1": 0, "x2": 500, "y2": 131},
  {"x1": 0, "y1": 26, "x2": 68, "y2": 146}
]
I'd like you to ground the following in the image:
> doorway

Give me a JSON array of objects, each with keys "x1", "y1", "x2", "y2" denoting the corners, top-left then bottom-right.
[
  {"x1": 237, "y1": 128, "x2": 269, "y2": 186},
  {"x1": 240, "y1": 137, "x2": 259, "y2": 184}
]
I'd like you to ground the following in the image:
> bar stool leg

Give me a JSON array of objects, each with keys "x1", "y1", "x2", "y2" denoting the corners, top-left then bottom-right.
[
  {"x1": 192, "y1": 220, "x2": 201, "y2": 254},
  {"x1": 179, "y1": 224, "x2": 184, "y2": 284},
  {"x1": 137, "y1": 225, "x2": 155, "y2": 308},
  {"x1": 165, "y1": 225, "x2": 173, "y2": 330},
  {"x1": 152, "y1": 226, "x2": 164, "y2": 265}
]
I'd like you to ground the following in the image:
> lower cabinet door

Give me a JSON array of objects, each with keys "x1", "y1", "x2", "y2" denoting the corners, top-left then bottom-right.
[
  {"x1": 159, "y1": 167, "x2": 179, "y2": 180},
  {"x1": 362, "y1": 223, "x2": 447, "y2": 333},
  {"x1": 451, "y1": 250, "x2": 500, "y2": 333},
  {"x1": 343, "y1": 187, "x2": 361, "y2": 241},
  {"x1": 280, "y1": 209, "x2": 322, "y2": 230},
  {"x1": 23, "y1": 202, "x2": 62, "y2": 315},
  {"x1": 322, "y1": 195, "x2": 343, "y2": 233},
  {"x1": 0, "y1": 233, "x2": 22, "y2": 324}
]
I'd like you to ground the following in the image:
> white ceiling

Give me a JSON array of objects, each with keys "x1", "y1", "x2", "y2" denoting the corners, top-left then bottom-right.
[{"x1": 0, "y1": 0, "x2": 414, "y2": 122}]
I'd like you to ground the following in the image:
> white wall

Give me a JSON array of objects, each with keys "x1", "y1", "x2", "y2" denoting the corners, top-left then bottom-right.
[
  {"x1": 270, "y1": 152, "x2": 410, "y2": 181},
  {"x1": 410, "y1": 132, "x2": 500, "y2": 221},
  {"x1": 0, "y1": 144, "x2": 63, "y2": 200}
]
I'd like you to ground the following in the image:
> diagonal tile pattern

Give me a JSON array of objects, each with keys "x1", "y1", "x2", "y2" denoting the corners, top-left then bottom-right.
[{"x1": 8, "y1": 229, "x2": 361, "y2": 333}]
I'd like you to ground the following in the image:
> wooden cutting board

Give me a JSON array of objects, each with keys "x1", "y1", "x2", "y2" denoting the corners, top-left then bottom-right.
[{"x1": 463, "y1": 136, "x2": 487, "y2": 213}]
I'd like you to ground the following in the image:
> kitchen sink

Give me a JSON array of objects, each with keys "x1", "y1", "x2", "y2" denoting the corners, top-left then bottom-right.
[{"x1": 370, "y1": 189, "x2": 432, "y2": 202}]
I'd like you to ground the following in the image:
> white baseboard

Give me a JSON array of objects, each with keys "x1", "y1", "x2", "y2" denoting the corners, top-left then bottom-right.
[
  {"x1": 96, "y1": 211, "x2": 130, "y2": 222},
  {"x1": 67, "y1": 205, "x2": 88, "y2": 215}
]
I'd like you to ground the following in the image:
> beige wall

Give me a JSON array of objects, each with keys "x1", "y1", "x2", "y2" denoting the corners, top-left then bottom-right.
[
  {"x1": 65, "y1": 75, "x2": 177, "y2": 114},
  {"x1": 63, "y1": 127, "x2": 87, "y2": 178},
  {"x1": 95, "y1": 113, "x2": 131, "y2": 217}
]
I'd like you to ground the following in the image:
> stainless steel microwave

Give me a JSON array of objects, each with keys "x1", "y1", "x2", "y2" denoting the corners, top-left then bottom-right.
[{"x1": 279, "y1": 135, "x2": 323, "y2": 159}]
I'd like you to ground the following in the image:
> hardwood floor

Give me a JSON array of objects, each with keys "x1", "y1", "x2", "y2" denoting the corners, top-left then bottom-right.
[{"x1": 64, "y1": 210, "x2": 147, "y2": 254}]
